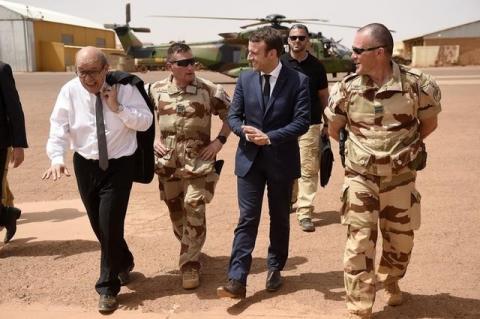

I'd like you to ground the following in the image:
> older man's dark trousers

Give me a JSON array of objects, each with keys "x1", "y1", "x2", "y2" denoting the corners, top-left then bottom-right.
[
  {"x1": 0, "y1": 148, "x2": 7, "y2": 224},
  {"x1": 73, "y1": 152, "x2": 134, "y2": 296}
]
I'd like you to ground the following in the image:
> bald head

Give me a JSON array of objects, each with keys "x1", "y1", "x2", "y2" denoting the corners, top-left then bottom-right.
[
  {"x1": 75, "y1": 46, "x2": 108, "y2": 68},
  {"x1": 75, "y1": 46, "x2": 109, "y2": 94},
  {"x1": 357, "y1": 23, "x2": 393, "y2": 56}
]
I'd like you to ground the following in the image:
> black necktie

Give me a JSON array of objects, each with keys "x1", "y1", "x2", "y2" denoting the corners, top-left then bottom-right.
[
  {"x1": 95, "y1": 93, "x2": 109, "y2": 170},
  {"x1": 262, "y1": 74, "x2": 271, "y2": 111}
]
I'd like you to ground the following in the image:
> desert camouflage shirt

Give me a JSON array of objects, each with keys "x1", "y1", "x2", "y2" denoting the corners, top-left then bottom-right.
[
  {"x1": 149, "y1": 75, "x2": 230, "y2": 178},
  {"x1": 325, "y1": 62, "x2": 441, "y2": 176}
]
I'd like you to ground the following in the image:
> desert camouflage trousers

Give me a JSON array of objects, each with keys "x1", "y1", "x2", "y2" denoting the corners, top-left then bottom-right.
[
  {"x1": 292, "y1": 124, "x2": 322, "y2": 221},
  {"x1": 2, "y1": 148, "x2": 14, "y2": 206},
  {"x1": 340, "y1": 168, "x2": 421, "y2": 313},
  {"x1": 158, "y1": 172, "x2": 218, "y2": 271}
]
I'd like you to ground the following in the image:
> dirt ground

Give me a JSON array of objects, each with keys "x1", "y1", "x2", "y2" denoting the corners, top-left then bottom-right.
[{"x1": 0, "y1": 67, "x2": 479, "y2": 318}]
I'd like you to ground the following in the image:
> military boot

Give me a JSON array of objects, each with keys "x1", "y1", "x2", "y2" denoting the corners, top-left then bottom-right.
[
  {"x1": 384, "y1": 281, "x2": 403, "y2": 306},
  {"x1": 182, "y1": 267, "x2": 200, "y2": 289}
]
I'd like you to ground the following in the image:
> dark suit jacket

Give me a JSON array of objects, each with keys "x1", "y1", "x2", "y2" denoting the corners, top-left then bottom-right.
[
  {"x1": 0, "y1": 62, "x2": 28, "y2": 149},
  {"x1": 106, "y1": 71, "x2": 155, "y2": 183},
  {"x1": 228, "y1": 65, "x2": 310, "y2": 180}
]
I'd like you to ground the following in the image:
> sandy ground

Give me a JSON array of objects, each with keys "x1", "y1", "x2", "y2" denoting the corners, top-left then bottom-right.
[{"x1": 0, "y1": 67, "x2": 479, "y2": 318}]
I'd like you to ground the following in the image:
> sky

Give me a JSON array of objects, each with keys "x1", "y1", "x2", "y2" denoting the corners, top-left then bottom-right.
[{"x1": 5, "y1": 0, "x2": 480, "y2": 48}]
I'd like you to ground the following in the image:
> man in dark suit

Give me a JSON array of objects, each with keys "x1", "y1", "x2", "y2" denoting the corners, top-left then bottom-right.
[
  {"x1": 217, "y1": 27, "x2": 310, "y2": 298},
  {"x1": 0, "y1": 61, "x2": 27, "y2": 243}
]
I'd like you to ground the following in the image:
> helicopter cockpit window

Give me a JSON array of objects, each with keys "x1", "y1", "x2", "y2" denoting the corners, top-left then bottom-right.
[{"x1": 323, "y1": 42, "x2": 332, "y2": 57}]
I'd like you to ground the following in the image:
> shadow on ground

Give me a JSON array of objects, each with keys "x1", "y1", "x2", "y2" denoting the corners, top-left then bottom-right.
[
  {"x1": 118, "y1": 254, "x2": 319, "y2": 311},
  {"x1": 226, "y1": 270, "x2": 344, "y2": 315},
  {"x1": 0, "y1": 237, "x2": 98, "y2": 259},
  {"x1": 17, "y1": 208, "x2": 85, "y2": 225},
  {"x1": 374, "y1": 292, "x2": 480, "y2": 319},
  {"x1": 311, "y1": 210, "x2": 340, "y2": 228}
]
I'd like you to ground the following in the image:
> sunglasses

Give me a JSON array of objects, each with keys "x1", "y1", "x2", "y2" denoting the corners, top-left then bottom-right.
[
  {"x1": 351, "y1": 45, "x2": 384, "y2": 55},
  {"x1": 171, "y1": 58, "x2": 196, "y2": 67},
  {"x1": 289, "y1": 36, "x2": 307, "y2": 41}
]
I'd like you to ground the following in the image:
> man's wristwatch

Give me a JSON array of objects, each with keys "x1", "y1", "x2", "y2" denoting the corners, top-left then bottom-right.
[
  {"x1": 115, "y1": 104, "x2": 124, "y2": 113},
  {"x1": 216, "y1": 135, "x2": 227, "y2": 144}
]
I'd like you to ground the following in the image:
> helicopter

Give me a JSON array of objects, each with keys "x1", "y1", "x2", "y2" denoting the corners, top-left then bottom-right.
[{"x1": 104, "y1": 3, "x2": 357, "y2": 77}]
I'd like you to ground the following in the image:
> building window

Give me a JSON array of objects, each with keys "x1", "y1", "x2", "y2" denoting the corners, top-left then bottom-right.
[
  {"x1": 96, "y1": 37, "x2": 106, "y2": 48},
  {"x1": 61, "y1": 34, "x2": 74, "y2": 45}
]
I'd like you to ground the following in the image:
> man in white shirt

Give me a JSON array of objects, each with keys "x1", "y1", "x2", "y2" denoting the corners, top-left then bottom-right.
[{"x1": 42, "y1": 47, "x2": 153, "y2": 313}]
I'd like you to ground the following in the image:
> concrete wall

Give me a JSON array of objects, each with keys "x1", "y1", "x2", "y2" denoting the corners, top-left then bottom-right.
[
  {"x1": 412, "y1": 45, "x2": 460, "y2": 67},
  {"x1": 424, "y1": 37, "x2": 480, "y2": 65}
]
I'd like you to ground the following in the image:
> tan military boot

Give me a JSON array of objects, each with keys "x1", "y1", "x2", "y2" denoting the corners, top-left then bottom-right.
[
  {"x1": 347, "y1": 310, "x2": 372, "y2": 319},
  {"x1": 384, "y1": 281, "x2": 403, "y2": 306},
  {"x1": 182, "y1": 267, "x2": 200, "y2": 290}
]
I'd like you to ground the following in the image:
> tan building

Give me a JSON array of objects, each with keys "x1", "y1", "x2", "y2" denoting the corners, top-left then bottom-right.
[
  {"x1": 0, "y1": 0, "x2": 122, "y2": 71},
  {"x1": 403, "y1": 20, "x2": 480, "y2": 67}
]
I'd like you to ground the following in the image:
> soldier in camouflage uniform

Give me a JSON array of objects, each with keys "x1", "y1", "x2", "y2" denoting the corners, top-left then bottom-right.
[
  {"x1": 325, "y1": 24, "x2": 441, "y2": 319},
  {"x1": 148, "y1": 43, "x2": 231, "y2": 290}
]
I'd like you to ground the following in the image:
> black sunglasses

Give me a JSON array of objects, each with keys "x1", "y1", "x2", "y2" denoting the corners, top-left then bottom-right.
[
  {"x1": 289, "y1": 36, "x2": 307, "y2": 41},
  {"x1": 171, "y1": 58, "x2": 196, "y2": 67},
  {"x1": 351, "y1": 45, "x2": 384, "y2": 55}
]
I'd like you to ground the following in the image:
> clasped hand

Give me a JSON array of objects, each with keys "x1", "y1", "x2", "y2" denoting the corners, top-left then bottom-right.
[{"x1": 242, "y1": 125, "x2": 270, "y2": 145}]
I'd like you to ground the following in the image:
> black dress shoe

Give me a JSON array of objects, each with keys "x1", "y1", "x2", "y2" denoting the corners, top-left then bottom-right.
[
  {"x1": 4, "y1": 207, "x2": 21, "y2": 243},
  {"x1": 266, "y1": 269, "x2": 282, "y2": 292},
  {"x1": 217, "y1": 279, "x2": 246, "y2": 298},
  {"x1": 118, "y1": 263, "x2": 134, "y2": 286},
  {"x1": 98, "y1": 294, "x2": 118, "y2": 313}
]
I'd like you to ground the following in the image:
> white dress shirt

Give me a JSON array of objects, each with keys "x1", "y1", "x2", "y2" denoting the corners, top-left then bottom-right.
[
  {"x1": 244, "y1": 62, "x2": 283, "y2": 144},
  {"x1": 47, "y1": 77, "x2": 153, "y2": 165},
  {"x1": 261, "y1": 61, "x2": 282, "y2": 97}
]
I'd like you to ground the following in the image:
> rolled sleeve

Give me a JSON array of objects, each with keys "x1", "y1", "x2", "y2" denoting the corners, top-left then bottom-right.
[
  {"x1": 325, "y1": 81, "x2": 347, "y2": 126},
  {"x1": 116, "y1": 84, "x2": 153, "y2": 132},
  {"x1": 417, "y1": 74, "x2": 442, "y2": 120},
  {"x1": 46, "y1": 86, "x2": 71, "y2": 165},
  {"x1": 211, "y1": 84, "x2": 230, "y2": 120}
]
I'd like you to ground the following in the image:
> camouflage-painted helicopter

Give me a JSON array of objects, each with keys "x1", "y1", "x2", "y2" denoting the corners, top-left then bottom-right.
[{"x1": 104, "y1": 3, "x2": 357, "y2": 77}]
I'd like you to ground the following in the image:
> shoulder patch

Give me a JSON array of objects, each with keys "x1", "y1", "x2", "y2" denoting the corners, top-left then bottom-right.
[{"x1": 422, "y1": 76, "x2": 441, "y2": 103}]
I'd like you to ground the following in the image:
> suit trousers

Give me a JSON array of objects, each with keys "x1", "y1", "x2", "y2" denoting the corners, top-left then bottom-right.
[
  {"x1": 2, "y1": 148, "x2": 14, "y2": 206},
  {"x1": 0, "y1": 148, "x2": 6, "y2": 225},
  {"x1": 228, "y1": 148, "x2": 293, "y2": 285},
  {"x1": 73, "y1": 152, "x2": 135, "y2": 296}
]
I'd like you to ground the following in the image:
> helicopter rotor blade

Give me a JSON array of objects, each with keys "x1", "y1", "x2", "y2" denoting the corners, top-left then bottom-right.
[
  {"x1": 308, "y1": 22, "x2": 396, "y2": 32},
  {"x1": 240, "y1": 21, "x2": 271, "y2": 29},
  {"x1": 131, "y1": 27, "x2": 151, "y2": 33},
  {"x1": 307, "y1": 22, "x2": 361, "y2": 29},
  {"x1": 281, "y1": 18, "x2": 329, "y2": 23},
  {"x1": 148, "y1": 15, "x2": 264, "y2": 21},
  {"x1": 148, "y1": 15, "x2": 329, "y2": 24},
  {"x1": 126, "y1": 3, "x2": 131, "y2": 25}
]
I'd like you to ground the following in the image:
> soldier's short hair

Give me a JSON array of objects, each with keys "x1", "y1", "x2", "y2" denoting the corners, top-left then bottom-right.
[
  {"x1": 167, "y1": 42, "x2": 192, "y2": 61},
  {"x1": 358, "y1": 23, "x2": 393, "y2": 56},
  {"x1": 249, "y1": 27, "x2": 284, "y2": 57},
  {"x1": 289, "y1": 24, "x2": 309, "y2": 36}
]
